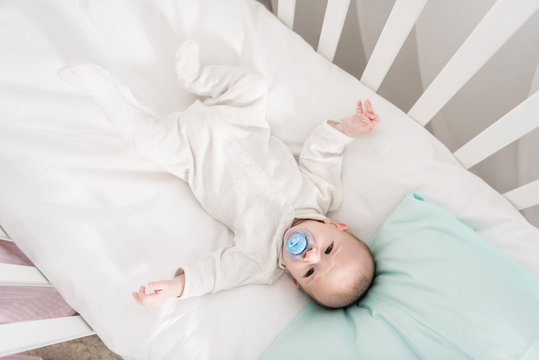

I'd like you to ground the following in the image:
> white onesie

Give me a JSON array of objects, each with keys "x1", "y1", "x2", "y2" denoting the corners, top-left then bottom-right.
[{"x1": 59, "y1": 43, "x2": 354, "y2": 299}]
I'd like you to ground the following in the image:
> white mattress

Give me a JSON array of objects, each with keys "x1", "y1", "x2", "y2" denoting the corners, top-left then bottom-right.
[{"x1": 1, "y1": 0, "x2": 538, "y2": 359}]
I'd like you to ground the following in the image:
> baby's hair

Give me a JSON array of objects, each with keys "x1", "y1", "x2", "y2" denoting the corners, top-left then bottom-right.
[{"x1": 335, "y1": 243, "x2": 375, "y2": 308}]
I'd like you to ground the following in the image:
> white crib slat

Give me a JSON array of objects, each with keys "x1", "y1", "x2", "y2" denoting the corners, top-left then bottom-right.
[
  {"x1": 0, "y1": 263, "x2": 52, "y2": 286},
  {"x1": 277, "y1": 0, "x2": 296, "y2": 28},
  {"x1": 0, "y1": 316, "x2": 95, "y2": 357},
  {"x1": 453, "y1": 91, "x2": 539, "y2": 169},
  {"x1": 408, "y1": 0, "x2": 539, "y2": 126},
  {"x1": 0, "y1": 225, "x2": 11, "y2": 241},
  {"x1": 504, "y1": 180, "x2": 539, "y2": 210},
  {"x1": 317, "y1": 0, "x2": 351, "y2": 62},
  {"x1": 360, "y1": 0, "x2": 428, "y2": 92}
]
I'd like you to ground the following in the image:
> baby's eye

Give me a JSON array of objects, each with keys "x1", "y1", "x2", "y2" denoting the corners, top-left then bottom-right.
[
  {"x1": 305, "y1": 267, "x2": 314, "y2": 277},
  {"x1": 325, "y1": 244, "x2": 333, "y2": 255}
]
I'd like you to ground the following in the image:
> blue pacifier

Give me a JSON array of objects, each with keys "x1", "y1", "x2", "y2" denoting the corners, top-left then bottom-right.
[{"x1": 284, "y1": 228, "x2": 315, "y2": 262}]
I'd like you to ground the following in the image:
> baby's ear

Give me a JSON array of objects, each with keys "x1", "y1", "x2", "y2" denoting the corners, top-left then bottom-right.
[{"x1": 323, "y1": 218, "x2": 349, "y2": 231}]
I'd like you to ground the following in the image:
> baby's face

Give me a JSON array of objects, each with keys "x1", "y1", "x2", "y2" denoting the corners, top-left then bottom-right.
[{"x1": 282, "y1": 219, "x2": 372, "y2": 305}]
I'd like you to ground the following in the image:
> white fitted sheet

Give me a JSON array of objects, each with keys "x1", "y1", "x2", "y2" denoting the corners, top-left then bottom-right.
[{"x1": 1, "y1": 0, "x2": 538, "y2": 359}]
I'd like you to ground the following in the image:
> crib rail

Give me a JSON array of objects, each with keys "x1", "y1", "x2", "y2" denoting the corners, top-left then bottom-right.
[
  {"x1": 277, "y1": 0, "x2": 539, "y2": 211},
  {"x1": 504, "y1": 180, "x2": 539, "y2": 211},
  {"x1": 0, "y1": 225, "x2": 10, "y2": 242},
  {"x1": 453, "y1": 91, "x2": 539, "y2": 170},
  {"x1": 360, "y1": 0, "x2": 428, "y2": 92},
  {"x1": 277, "y1": 0, "x2": 295, "y2": 28},
  {"x1": 407, "y1": 0, "x2": 539, "y2": 126},
  {"x1": 317, "y1": 0, "x2": 350, "y2": 62},
  {"x1": 0, "y1": 231, "x2": 95, "y2": 356},
  {"x1": 0, "y1": 316, "x2": 94, "y2": 357},
  {"x1": 0, "y1": 263, "x2": 52, "y2": 287}
]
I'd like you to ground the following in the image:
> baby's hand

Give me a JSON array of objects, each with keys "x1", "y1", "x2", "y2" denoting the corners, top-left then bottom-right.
[
  {"x1": 329, "y1": 99, "x2": 379, "y2": 137},
  {"x1": 132, "y1": 274, "x2": 185, "y2": 307}
]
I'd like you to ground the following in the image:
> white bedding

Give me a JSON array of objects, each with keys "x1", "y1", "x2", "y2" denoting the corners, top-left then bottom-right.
[{"x1": 1, "y1": 0, "x2": 538, "y2": 359}]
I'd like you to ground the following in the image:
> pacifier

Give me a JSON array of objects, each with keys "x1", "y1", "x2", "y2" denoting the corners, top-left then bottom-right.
[{"x1": 284, "y1": 228, "x2": 315, "y2": 262}]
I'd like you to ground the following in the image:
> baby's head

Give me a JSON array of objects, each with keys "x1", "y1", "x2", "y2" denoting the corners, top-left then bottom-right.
[{"x1": 282, "y1": 218, "x2": 375, "y2": 309}]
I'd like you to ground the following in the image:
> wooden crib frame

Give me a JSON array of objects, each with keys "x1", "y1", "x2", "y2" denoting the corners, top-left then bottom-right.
[{"x1": 1, "y1": 0, "x2": 538, "y2": 356}]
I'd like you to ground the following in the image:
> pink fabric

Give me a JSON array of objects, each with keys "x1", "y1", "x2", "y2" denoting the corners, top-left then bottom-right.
[
  {"x1": 0, "y1": 240, "x2": 32, "y2": 265},
  {"x1": 0, "y1": 356, "x2": 43, "y2": 360},
  {"x1": 0, "y1": 240, "x2": 75, "y2": 323}
]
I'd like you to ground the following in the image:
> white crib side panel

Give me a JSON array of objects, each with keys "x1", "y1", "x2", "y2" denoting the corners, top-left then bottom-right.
[
  {"x1": 360, "y1": 0, "x2": 428, "y2": 92},
  {"x1": 317, "y1": 0, "x2": 351, "y2": 62},
  {"x1": 453, "y1": 91, "x2": 539, "y2": 169},
  {"x1": 0, "y1": 263, "x2": 52, "y2": 287},
  {"x1": 0, "y1": 224, "x2": 95, "y2": 355},
  {"x1": 503, "y1": 180, "x2": 539, "y2": 211},
  {"x1": 0, "y1": 225, "x2": 11, "y2": 242},
  {"x1": 277, "y1": 0, "x2": 296, "y2": 28},
  {"x1": 0, "y1": 316, "x2": 95, "y2": 357},
  {"x1": 407, "y1": 0, "x2": 539, "y2": 126}
]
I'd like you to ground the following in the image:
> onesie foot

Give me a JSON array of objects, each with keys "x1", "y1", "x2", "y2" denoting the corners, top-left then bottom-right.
[
  {"x1": 58, "y1": 63, "x2": 145, "y2": 109},
  {"x1": 57, "y1": 63, "x2": 117, "y2": 95},
  {"x1": 175, "y1": 40, "x2": 200, "y2": 85}
]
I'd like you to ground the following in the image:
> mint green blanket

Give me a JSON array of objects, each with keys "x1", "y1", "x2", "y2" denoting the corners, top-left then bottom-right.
[{"x1": 262, "y1": 193, "x2": 539, "y2": 359}]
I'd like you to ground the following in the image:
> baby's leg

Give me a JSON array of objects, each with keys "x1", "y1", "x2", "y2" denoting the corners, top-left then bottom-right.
[
  {"x1": 175, "y1": 41, "x2": 268, "y2": 128},
  {"x1": 58, "y1": 64, "x2": 192, "y2": 181}
]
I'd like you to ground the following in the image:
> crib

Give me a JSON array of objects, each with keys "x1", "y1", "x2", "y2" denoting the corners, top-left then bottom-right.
[{"x1": 1, "y1": 0, "x2": 538, "y2": 358}]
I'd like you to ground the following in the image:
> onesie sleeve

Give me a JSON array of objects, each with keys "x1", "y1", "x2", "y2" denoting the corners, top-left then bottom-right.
[
  {"x1": 177, "y1": 243, "x2": 281, "y2": 299},
  {"x1": 298, "y1": 120, "x2": 354, "y2": 214}
]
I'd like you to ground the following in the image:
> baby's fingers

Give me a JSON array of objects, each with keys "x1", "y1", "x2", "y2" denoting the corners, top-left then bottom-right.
[
  {"x1": 364, "y1": 99, "x2": 375, "y2": 114},
  {"x1": 356, "y1": 100, "x2": 363, "y2": 114},
  {"x1": 365, "y1": 100, "x2": 379, "y2": 123},
  {"x1": 133, "y1": 289, "x2": 163, "y2": 307},
  {"x1": 132, "y1": 285, "x2": 154, "y2": 306},
  {"x1": 371, "y1": 113, "x2": 380, "y2": 129},
  {"x1": 132, "y1": 286, "x2": 146, "y2": 305},
  {"x1": 132, "y1": 291, "x2": 148, "y2": 306}
]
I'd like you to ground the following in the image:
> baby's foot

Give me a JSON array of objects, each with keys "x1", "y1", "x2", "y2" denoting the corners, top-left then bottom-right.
[
  {"x1": 57, "y1": 63, "x2": 116, "y2": 95},
  {"x1": 175, "y1": 40, "x2": 200, "y2": 85},
  {"x1": 58, "y1": 63, "x2": 144, "y2": 109}
]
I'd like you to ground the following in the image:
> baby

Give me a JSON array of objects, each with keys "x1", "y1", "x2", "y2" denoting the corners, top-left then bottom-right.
[{"x1": 59, "y1": 41, "x2": 377, "y2": 309}]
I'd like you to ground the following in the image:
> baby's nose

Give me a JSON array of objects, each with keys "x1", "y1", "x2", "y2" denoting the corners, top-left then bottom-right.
[{"x1": 303, "y1": 247, "x2": 319, "y2": 262}]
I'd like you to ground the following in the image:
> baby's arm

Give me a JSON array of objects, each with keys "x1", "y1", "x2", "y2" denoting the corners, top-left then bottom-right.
[
  {"x1": 133, "y1": 243, "x2": 276, "y2": 306},
  {"x1": 299, "y1": 99, "x2": 379, "y2": 213}
]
